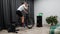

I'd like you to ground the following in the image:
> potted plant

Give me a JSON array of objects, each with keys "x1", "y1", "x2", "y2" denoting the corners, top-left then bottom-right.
[{"x1": 46, "y1": 16, "x2": 58, "y2": 26}]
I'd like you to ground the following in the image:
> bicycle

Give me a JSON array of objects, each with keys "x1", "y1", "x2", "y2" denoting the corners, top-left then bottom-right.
[
  {"x1": 16, "y1": 13, "x2": 34, "y2": 29},
  {"x1": 24, "y1": 13, "x2": 34, "y2": 29}
]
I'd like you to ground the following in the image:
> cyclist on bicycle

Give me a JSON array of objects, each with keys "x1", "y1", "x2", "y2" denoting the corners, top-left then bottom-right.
[{"x1": 16, "y1": 1, "x2": 29, "y2": 27}]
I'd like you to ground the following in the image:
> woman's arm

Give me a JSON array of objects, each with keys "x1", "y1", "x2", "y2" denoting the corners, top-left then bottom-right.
[
  {"x1": 24, "y1": 9, "x2": 28, "y2": 14},
  {"x1": 23, "y1": 4, "x2": 29, "y2": 14}
]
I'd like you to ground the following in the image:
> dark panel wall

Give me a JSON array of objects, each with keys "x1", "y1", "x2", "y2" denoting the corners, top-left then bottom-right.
[
  {"x1": 16, "y1": 0, "x2": 34, "y2": 22},
  {"x1": 16, "y1": 0, "x2": 25, "y2": 9},
  {"x1": 26, "y1": 0, "x2": 34, "y2": 22}
]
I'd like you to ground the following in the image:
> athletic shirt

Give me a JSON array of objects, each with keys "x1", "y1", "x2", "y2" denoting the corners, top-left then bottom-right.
[{"x1": 17, "y1": 4, "x2": 28, "y2": 11}]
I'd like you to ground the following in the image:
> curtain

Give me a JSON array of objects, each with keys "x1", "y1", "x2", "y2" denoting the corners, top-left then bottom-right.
[
  {"x1": 0, "y1": 0, "x2": 4, "y2": 29},
  {"x1": 0, "y1": 0, "x2": 34, "y2": 29},
  {"x1": 0, "y1": 0, "x2": 16, "y2": 28}
]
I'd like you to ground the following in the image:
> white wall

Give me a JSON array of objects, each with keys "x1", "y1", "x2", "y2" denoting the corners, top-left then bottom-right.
[{"x1": 34, "y1": 0, "x2": 60, "y2": 26}]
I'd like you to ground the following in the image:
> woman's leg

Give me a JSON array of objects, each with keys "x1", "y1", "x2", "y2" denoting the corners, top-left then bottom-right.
[
  {"x1": 21, "y1": 16, "x2": 24, "y2": 23},
  {"x1": 21, "y1": 16, "x2": 26, "y2": 27}
]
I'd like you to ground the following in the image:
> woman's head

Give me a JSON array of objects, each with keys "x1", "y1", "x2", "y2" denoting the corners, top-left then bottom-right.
[
  {"x1": 21, "y1": 1, "x2": 28, "y2": 6},
  {"x1": 21, "y1": 1, "x2": 27, "y2": 4}
]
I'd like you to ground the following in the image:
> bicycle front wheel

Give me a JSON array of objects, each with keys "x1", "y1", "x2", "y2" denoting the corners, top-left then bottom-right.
[{"x1": 26, "y1": 19, "x2": 34, "y2": 29}]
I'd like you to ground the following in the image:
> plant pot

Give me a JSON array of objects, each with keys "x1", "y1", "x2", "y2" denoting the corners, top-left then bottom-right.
[
  {"x1": 51, "y1": 23, "x2": 56, "y2": 26},
  {"x1": 51, "y1": 23, "x2": 54, "y2": 26}
]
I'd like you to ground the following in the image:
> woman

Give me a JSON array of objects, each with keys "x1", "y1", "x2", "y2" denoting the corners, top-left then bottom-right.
[{"x1": 16, "y1": 2, "x2": 29, "y2": 27}]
